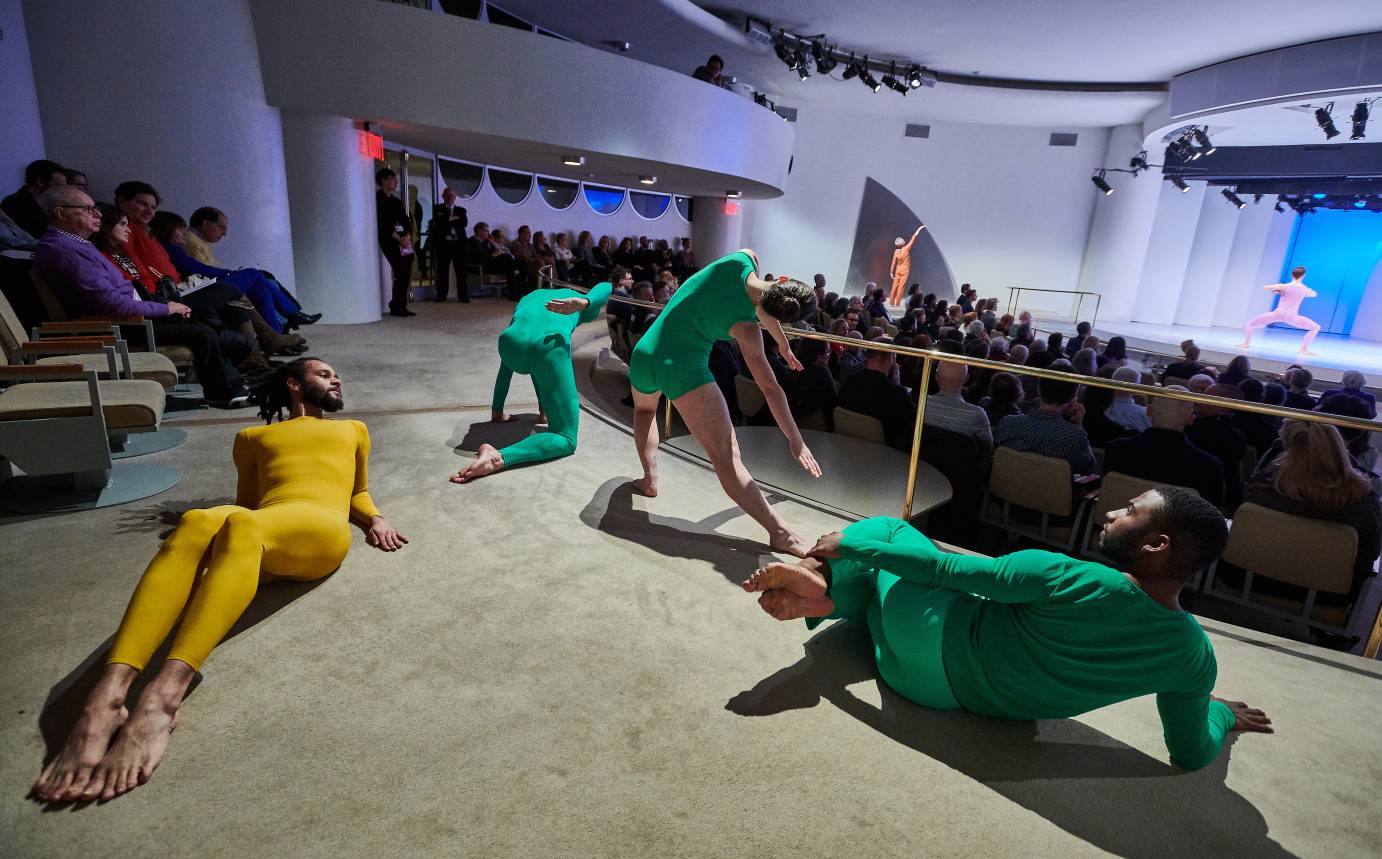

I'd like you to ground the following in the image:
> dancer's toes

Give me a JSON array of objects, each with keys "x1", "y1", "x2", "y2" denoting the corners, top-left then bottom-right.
[
  {"x1": 1297, "y1": 349, "x2": 1317, "y2": 357},
  {"x1": 757, "y1": 589, "x2": 834, "y2": 621},
  {"x1": 743, "y1": 562, "x2": 827, "y2": 597},
  {"x1": 1232, "y1": 342, "x2": 1251, "y2": 349},
  {"x1": 32, "y1": 699, "x2": 127, "y2": 803},
  {"x1": 631, "y1": 475, "x2": 658, "y2": 497},
  {"x1": 452, "y1": 444, "x2": 504, "y2": 483},
  {"x1": 94, "y1": 703, "x2": 179, "y2": 800},
  {"x1": 769, "y1": 531, "x2": 812, "y2": 558}
]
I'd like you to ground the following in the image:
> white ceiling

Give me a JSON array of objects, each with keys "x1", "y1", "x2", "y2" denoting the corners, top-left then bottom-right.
[
  {"x1": 1155, "y1": 91, "x2": 1382, "y2": 148},
  {"x1": 493, "y1": 0, "x2": 1382, "y2": 127}
]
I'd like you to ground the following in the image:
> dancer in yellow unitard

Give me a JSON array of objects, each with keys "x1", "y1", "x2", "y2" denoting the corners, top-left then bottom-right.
[{"x1": 33, "y1": 358, "x2": 407, "y2": 804}]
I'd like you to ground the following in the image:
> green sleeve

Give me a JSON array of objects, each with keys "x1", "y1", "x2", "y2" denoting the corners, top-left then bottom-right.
[
  {"x1": 579, "y1": 281, "x2": 613, "y2": 324},
  {"x1": 490, "y1": 363, "x2": 514, "y2": 415},
  {"x1": 838, "y1": 518, "x2": 1067, "y2": 603},
  {"x1": 1156, "y1": 668, "x2": 1234, "y2": 770}
]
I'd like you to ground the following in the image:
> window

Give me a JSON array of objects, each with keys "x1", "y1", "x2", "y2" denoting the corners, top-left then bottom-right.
[
  {"x1": 438, "y1": 158, "x2": 483, "y2": 199},
  {"x1": 674, "y1": 196, "x2": 693, "y2": 222},
  {"x1": 583, "y1": 184, "x2": 625, "y2": 215},
  {"x1": 489, "y1": 168, "x2": 533, "y2": 204},
  {"x1": 629, "y1": 191, "x2": 671, "y2": 220},
  {"x1": 536, "y1": 176, "x2": 579, "y2": 210}
]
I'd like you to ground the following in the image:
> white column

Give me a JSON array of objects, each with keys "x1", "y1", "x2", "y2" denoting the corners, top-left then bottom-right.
[
  {"x1": 0, "y1": 0, "x2": 45, "y2": 187},
  {"x1": 1076, "y1": 124, "x2": 1163, "y2": 324},
  {"x1": 692, "y1": 196, "x2": 743, "y2": 266},
  {"x1": 1212, "y1": 205, "x2": 1291, "y2": 328},
  {"x1": 279, "y1": 111, "x2": 381, "y2": 324},
  {"x1": 1174, "y1": 190, "x2": 1244, "y2": 326},
  {"x1": 1131, "y1": 180, "x2": 1208, "y2": 324}
]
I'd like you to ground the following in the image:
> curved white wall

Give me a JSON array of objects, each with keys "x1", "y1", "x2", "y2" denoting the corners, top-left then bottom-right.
[
  {"x1": 22, "y1": 0, "x2": 297, "y2": 292},
  {"x1": 0, "y1": 0, "x2": 44, "y2": 190}
]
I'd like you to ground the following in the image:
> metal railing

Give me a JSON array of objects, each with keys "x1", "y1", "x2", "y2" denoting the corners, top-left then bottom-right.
[{"x1": 1007, "y1": 287, "x2": 1102, "y2": 327}]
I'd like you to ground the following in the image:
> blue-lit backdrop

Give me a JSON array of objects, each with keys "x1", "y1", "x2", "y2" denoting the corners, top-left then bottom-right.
[{"x1": 1277, "y1": 210, "x2": 1382, "y2": 336}]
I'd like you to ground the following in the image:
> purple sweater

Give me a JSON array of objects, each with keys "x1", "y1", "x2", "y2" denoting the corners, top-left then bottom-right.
[{"x1": 33, "y1": 228, "x2": 171, "y2": 319}]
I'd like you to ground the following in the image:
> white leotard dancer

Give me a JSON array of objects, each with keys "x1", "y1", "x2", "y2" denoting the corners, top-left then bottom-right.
[{"x1": 1236, "y1": 266, "x2": 1321, "y2": 356}]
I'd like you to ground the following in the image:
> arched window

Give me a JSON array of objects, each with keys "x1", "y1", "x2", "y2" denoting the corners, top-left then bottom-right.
[
  {"x1": 438, "y1": 158, "x2": 483, "y2": 199},
  {"x1": 674, "y1": 196, "x2": 693, "y2": 222},
  {"x1": 536, "y1": 176, "x2": 579, "y2": 210},
  {"x1": 489, "y1": 168, "x2": 533, "y2": 204},
  {"x1": 583, "y1": 183, "x2": 625, "y2": 215},
  {"x1": 629, "y1": 191, "x2": 671, "y2": 220}
]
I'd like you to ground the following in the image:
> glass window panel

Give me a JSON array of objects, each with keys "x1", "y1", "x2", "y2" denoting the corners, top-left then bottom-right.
[
  {"x1": 629, "y1": 191, "x2": 671, "y2": 220},
  {"x1": 583, "y1": 184, "x2": 625, "y2": 215},
  {"x1": 674, "y1": 195, "x2": 693, "y2": 222},
  {"x1": 536, "y1": 176, "x2": 579, "y2": 210},
  {"x1": 489, "y1": 168, "x2": 533, "y2": 204},
  {"x1": 438, "y1": 158, "x2": 483, "y2": 198}
]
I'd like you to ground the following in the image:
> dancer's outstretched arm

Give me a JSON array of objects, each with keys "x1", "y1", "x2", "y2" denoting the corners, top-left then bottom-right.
[{"x1": 733, "y1": 321, "x2": 821, "y2": 478}]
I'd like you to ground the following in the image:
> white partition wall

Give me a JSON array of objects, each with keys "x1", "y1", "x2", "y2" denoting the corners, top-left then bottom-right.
[
  {"x1": 693, "y1": 197, "x2": 745, "y2": 268},
  {"x1": 0, "y1": 0, "x2": 44, "y2": 188},
  {"x1": 1077, "y1": 124, "x2": 1165, "y2": 323}
]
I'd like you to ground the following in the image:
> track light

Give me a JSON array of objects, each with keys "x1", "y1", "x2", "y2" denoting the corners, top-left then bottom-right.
[
  {"x1": 638, "y1": 176, "x2": 657, "y2": 185},
  {"x1": 857, "y1": 57, "x2": 879, "y2": 92},
  {"x1": 1171, "y1": 175, "x2": 1190, "y2": 192},
  {"x1": 1129, "y1": 151, "x2": 1149, "y2": 173},
  {"x1": 882, "y1": 62, "x2": 907, "y2": 95},
  {"x1": 811, "y1": 41, "x2": 837, "y2": 74},
  {"x1": 1275, "y1": 201, "x2": 1287, "y2": 212},
  {"x1": 1167, "y1": 138, "x2": 1192, "y2": 160},
  {"x1": 796, "y1": 55, "x2": 811, "y2": 80},
  {"x1": 1315, "y1": 104, "x2": 1340, "y2": 140},
  {"x1": 1351, "y1": 101, "x2": 1369, "y2": 140},
  {"x1": 842, "y1": 53, "x2": 860, "y2": 80},
  {"x1": 1222, "y1": 188, "x2": 1246, "y2": 209},
  {"x1": 1091, "y1": 171, "x2": 1114, "y2": 195},
  {"x1": 561, "y1": 155, "x2": 585, "y2": 167},
  {"x1": 1192, "y1": 127, "x2": 1215, "y2": 155},
  {"x1": 774, "y1": 40, "x2": 795, "y2": 67},
  {"x1": 907, "y1": 65, "x2": 924, "y2": 88}
]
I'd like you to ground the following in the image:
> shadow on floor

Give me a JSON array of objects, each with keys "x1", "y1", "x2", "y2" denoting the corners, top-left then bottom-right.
[
  {"x1": 579, "y1": 477, "x2": 772, "y2": 586},
  {"x1": 115, "y1": 497, "x2": 235, "y2": 537},
  {"x1": 449, "y1": 415, "x2": 545, "y2": 454},
  {"x1": 728, "y1": 621, "x2": 1296, "y2": 859}
]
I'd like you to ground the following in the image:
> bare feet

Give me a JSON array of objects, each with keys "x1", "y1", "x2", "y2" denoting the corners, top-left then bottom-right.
[
  {"x1": 631, "y1": 474, "x2": 658, "y2": 497},
  {"x1": 1233, "y1": 341, "x2": 1251, "y2": 349},
  {"x1": 757, "y1": 589, "x2": 835, "y2": 621},
  {"x1": 32, "y1": 698, "x2": 128, "y2": 803},
  {"x1": 451, "y1": 443, "x2": 505, "y2": 483},
  {"x1": 492, "y1": 411, "x2": 516, "y2": 423},
  {"x1": 742, "y1": 562, "x2": 827, "y2": 597},
  {"x1": 90, "y1": 700, "x2": 182, "y2": 801},
  {"x1": 1297, "y1": 349, "x2": 1317, "y2": 357},
  {"x1": 769, "y1": 530, "x2": 812, "y2": 558}
]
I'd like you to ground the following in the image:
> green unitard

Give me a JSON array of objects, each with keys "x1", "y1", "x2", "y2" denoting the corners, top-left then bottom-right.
[
  {"x1": 490, "y1": 281, "x2": 611, "y2": 467},
  {"x1": 629, "y1": 251, "x2": 758, "y2": 400},
  {"x1": 816, "y1": 517, "x2": 1235, "y2": 770}
]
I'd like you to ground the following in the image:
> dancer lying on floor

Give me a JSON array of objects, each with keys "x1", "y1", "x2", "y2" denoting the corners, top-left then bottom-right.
[
  {"x1": 452, "y1": 277, "x2": 612, "y2": 483},
  {"x1": 627, "y1": 249, "x2": 822, "y2": 556},
  {"x1": 33, "y1": 358, "x2": 407, "y2": 803},
  {"x1": 743, "y1": 487, "x2": 1272, "y2": 770}
]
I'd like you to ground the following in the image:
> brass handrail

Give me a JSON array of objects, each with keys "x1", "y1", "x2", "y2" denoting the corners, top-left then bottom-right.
[
  {"x1": 1007, "y1": 286, "x2": 1101, "y2": 328},
  {"x1": 538, "y1": 266, "x2": 1382, "y2": 516}
]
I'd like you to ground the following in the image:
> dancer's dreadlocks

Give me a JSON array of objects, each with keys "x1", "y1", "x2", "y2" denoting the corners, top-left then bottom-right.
[{"x1": 249, "y1": 356, "x2": 320, "y2": 424}]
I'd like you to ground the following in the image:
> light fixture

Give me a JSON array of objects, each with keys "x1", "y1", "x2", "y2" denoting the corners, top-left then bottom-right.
[
  {"x1": 1192, "y1": 127, "x2": 1215, "y2": 155},
  {"x1": 841, "y1": 53, "x2": 860, "y2": 80},
  {"x1": 906, "y1": 65, "x2": 924, "y2": 88},
  {"x1": 774, "y1": 39, "x2": 795, "y2": 67},
  {"x1": 811, "y1": 41, "x2": 836, "y2": 74},
  {"x1": 858, "y1": 57, "x2": 880, "y2": 93},
  {"x1": 1222, "y1": 188, "x2": 1246, "y2": 209},
  {"x1": 1351, "y1": 101, "x2": 1369, "y2": 140},
  {"x1": 1167, "y1": 137, "x2": 1193, "y2": 160},
  {"x1": 1091, "y1": 171, "x2": 1114, "y2": 195},
  {"x1": 638, "y1": 176, "x2": 657, "y2": 185},
  {"x1": 1170, "y1": 175, "x2": 1190, "y2": 192},
  {"x1": 561, "y1": 155, "x2": 585, "y2": 167},
  {"x1": 726, "y1": 190, "x2": 742, "y2": 198},
  {"x1": 1315, "y1": 104, "x2": 1340, "y2": 140},
  {"x1": 1129, "y1": 151, "x2": 1149, "y2": 173},
  {"x1": 1355, "y1": 198, "x2": 1368, "y2": 208},
  {"x1": 796, "y1": 55, "x2": 811, "y2": 81},
  {"x1": 1274, "y1": 200, "x2": 1287, "y2": 212}
]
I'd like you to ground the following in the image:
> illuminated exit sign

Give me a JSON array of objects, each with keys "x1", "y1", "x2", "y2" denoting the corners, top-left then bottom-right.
[
  {"x1": 723, "y1": 200, "x2": 741, "y2": 215},
  {"x1": 358, "y1": 131, "x2": 384, "y2": 160}
]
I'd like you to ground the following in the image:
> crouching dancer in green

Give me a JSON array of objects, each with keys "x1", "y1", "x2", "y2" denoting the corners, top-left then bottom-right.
[
  {"x1": 452, "y1": 279, "x2": 612, "y2": 483},
  {"x1": 743, "y1": 487, "x2": 1273, "y2": 769}
]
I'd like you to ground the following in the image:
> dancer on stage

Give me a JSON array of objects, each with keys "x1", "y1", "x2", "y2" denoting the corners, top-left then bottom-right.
[
  {"x1": 888, "y1": 224, "x2": 925, "y2": 306},
  {"x1": 1235, "y1": 266, "x2": 1322, "y2": 356},
  {"x1": 743, "y1": 488, "x2": 1272, "y2": 770},
  {"x1": 32, "y1": 358, "x2": 407, "y2": 803},
  {"x1": 452, "y1": 278, "x2": 613, "y2": 482},
  {"x1": 628, "y1": 249, "x2": 821, "y2": 556}
]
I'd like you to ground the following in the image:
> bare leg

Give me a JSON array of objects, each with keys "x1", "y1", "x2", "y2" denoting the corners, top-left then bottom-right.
[
  {"x1": 32, "y1": 663, "x2": 136, "y2": 802},
  {"x1": 90, "y1": 658, "x2": 195, "y2": 801},
  {"x1": 673, "y1": 383, "x2": 809, "y2": 556},
  {"x1": 631, "y1": 388, "x2": 661, "y2": 496},
  {"x1": 452, "y1": 443, "x2": 505, "y2": 483}
]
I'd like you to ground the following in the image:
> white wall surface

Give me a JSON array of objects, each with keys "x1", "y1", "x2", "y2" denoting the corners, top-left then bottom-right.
[
  {"x1": 0, "y1": 0, "x2": 44, "y2": 189},
  {"x1": 22, "y1": 0, "x2": 297, "y2": 292},
  {"x1": 741, "y1": 105, "x2": 1110, "y2": 306},
  {"x1": 1174, "y1": 189, "x2": 1241, "y2": 327}
]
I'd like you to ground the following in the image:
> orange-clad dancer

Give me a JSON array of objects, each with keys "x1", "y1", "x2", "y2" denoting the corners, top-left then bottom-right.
[
  {"x1": 888, "y1": 224, "x2": 926, "y2": 306},
  {"x1": 33, "y1": 358, "x2": 408, "y2": 804}
]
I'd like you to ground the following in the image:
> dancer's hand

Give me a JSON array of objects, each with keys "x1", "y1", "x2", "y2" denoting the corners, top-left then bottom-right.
[
  {"x1": 1214, "y1": 697, "x2": 1273, "y2": 733},
  {"x1": 790, "y1": 437, "x2": 821, "y2": 478},
  {"x1": 784, "y1": 350, "x2": 803, "y2": 372},
  {"x1": 366, "y1": 516, "x2": 409, "y2": 551},
  {"x1": 545, "y1": 297, "x2": 587, "y2": 315},
  {"x1": 809, "y1": 531, "x2": 843, "y2": 559}
]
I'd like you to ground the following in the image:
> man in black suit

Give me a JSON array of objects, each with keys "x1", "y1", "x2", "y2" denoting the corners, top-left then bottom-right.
[
  {"x1": 375, "y1": 167, "x2": 415, "y2": 317},
  {"x1": 429, "y1": 186, "x2": 469, "y2": 302},
  {"x1": 1103, "y1": 387, "x2": 1225, "y2": 508},
  {"x1": 1185, "y1": 383, "x2": 1249, "y2": 509},
  {"x1": 836, "y1": 337, "x2": 917, "y2": 451}
]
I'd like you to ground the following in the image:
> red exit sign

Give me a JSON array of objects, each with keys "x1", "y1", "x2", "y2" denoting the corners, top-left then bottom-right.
[
  {"x1": 358, "y1": 131, "x2": 384, "y2": 160},
  {"x1": 723, "y1": 200, "x2": 741, "y2": 215}
]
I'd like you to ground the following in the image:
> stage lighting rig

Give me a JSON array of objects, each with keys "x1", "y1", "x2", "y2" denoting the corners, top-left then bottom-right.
[
  {"x1": 1129, "y1": 151, "x2": 1149, "y2": 173},
  {"x1": 859, "y1": 59, "x2": 881, "y2": 93},
  {"x1": 1192, "y1": 127, "x2": 1215, "y2": 155},
  {"x1": 1315, "y1": 103, "x2": 1341, "y2": 140},
  {"x1": 811, "y1": 41, "x2": 837, "y2": 74},
  {"x1": 882, "y1": 62, "x2": 909, "y2": 95},
  {"x1": 759, "y1": 20, "x2": 932, "y2": 98},
  {"x1": 1351, "y1": 100, "x2": 1371, "y2": 140},
  {"x1": 1222, "y1": 188, "x2": 1246, "y2": 209},
  {"x1": 1171, "y1": 175, "x2": 1191, "y2": 192},
  {"x1": 1091, "y1": 171, "x2": 1114, "y2": 195}
]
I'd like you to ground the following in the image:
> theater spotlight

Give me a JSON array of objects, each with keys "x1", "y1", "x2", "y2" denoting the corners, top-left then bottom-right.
[
  {"x1": 1129, "y1": 151, "x2": 1149, "y2": 173},
  {"x1": 796, "y1": 55, "x2": 811, "y2": 80},
  {"x1": 907, "y1": 65, "x2": 924, "y2": 88},
  {"x1": 1170, "y1": 175, "x2": 1190, "y2": 192},
  {"x1": 1315, "y1": 104, "x2": 1341, "y2": 140},
  {"x1": 811, "y1": 41, "x2": 837, "y2": 74},
  {"x1": 774, "y1": 39, "x2": 795, "y2": 67},
  {"x1": 1091, "y1": 171, "x2": 1114, "y2": 195},
  {"x1": 1351, "y1": 101, "x2": 1369, "y2": 140},
  {"x1": 859, "y1": 59, "x2": 881, "y2": 92},
  {"x1": 1192, "y1": 127, "x2": 1215, "y2": 155},
  {"x1": 1274, "y1": 200, "x2": 1287, "y2": 212},
  {"x1": 882, "y1": 63, "x2": 908, "y2": 95},
  {"x1": 1222, "y1": 188, "x2": 1246, "y2": 209},
  {"x1": 842, "y1": 53, "x2": 860, "y2": 80},
  {"x1": 1167, "y1": 137, "x2": 1193, "y2": 160}
]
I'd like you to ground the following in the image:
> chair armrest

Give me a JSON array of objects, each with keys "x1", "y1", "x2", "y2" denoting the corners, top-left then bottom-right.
[
  {"x1": 37, "y1": 320, "x2": 123, "y2": 333},
  {"x1": 0, "y1": 364, "x2": 88, "y2": 381},
  {"x1": 18, "y1": 340, "x2": 119, "y2": 377},
  {"x1": 74, "y1": 316, "x2": 159, "y2": 351}
]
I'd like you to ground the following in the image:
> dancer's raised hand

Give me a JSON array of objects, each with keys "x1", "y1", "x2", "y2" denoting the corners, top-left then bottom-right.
[
  {"x1": 808, "y1": 531, "x2": 844, "y2": 559},
  {"x1": 790, "y1": 437, "x2": 821, "y2": 478},
  {"x1": 545, "y1": 297, "x2": 588, "y2": 315}
]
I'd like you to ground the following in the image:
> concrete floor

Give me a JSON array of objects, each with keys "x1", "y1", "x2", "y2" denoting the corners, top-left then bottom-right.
[{"x1": 3, "y1": 299, "x2": 1381, "y2": 857}]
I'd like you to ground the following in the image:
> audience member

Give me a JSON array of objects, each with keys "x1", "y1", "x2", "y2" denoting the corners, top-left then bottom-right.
[
  {"x1": 1186, "y1": 383, "x2": 1249, "y2": 509},
  {"x1": 1046, "y1": 331, "x2": 1064, "y2": 356},
  {"x1": 692, "y1": 54, "x2": 725, "y2": 85},
  {"x1": 469, "y1": 223, "x2": 521, "y2": 298},
  {"x1": 676, "y1": 237, "x2": 695, "y2": 276},
  {"x1": 1320, "y1": 370, "x2": 1376, "y2": 419},
  {"x1": 980, "y1": 372, "x2": 1023, "y2": 431},
  {"x1": 836, "y1": 337, "x2": 916, "y2": 450},
  {"x1": 0, "y1": 208, "x2": 38, "y2": 251},
  {"x1": 374, "y1": 168, "x2": 414, "y2": 316},
  {"x1": 1162, "y1": 340, "x2": 1207, "y2": 384},
  {"x1": 61, "y1": 168, "x2": 88, "y2": 192},
  {"x1": 551, "y1": 232, "x2": 574, "y2": 282},
  {"x1": 1187, "y1": 373, "x2": 1215, "y2": 394},
  {"x1": 427, "y1": 186, "x2": 469, "y2": 302},
  {"x1": 1103, "y1": 387, "x2": 1225, "y2": 508},
  {"x1": 924, "y1": 361, "x2": 994, "y2": 453},
  {"x1": 1232, "y1": 378, "x2": 1281, "y2": 457},
  {"x1": 1072, "y1": 348, "x2": 1097, "y2": 376},
  {"x1": 1098, "y1": 336, "x2": 1128, "y2": 370},
  {"x1": 1282, "y1": 367, "x2": 1316, "y2": 410},
  {"x1": 1219, "y1": 355, "x2": 1252, "y2": 387},
  {"x1": 789, "y1": 338, "x2": 837, "y2": 432},
  {"x1": 1007, "y1": 310, "x2": 1033, "y2": 346},
  {"x1": 833, "y1": 330, "x2": 868, "y2": 384},
  {"x1": 2, "y1": 158, "x2": 66, "y2": 238},
  {"x1": 1080, "y1": 384, "x2": 1137, "y2": 450},
  {"x1": 864, "y1": 285, "x2": 892, "y2": 323},
  {"x1": 994, "y1": 367, "x2": 1097, "y2": 474},
  {"x1": 957, "y1": 285, "x2": 974, "y2": 314},
  {"x1": 1064, "y1": 321, "x2": 1091, "y2": 358},
  {"x1": 1105, "y1": 366, "x2": 1150, "y2": 431},
  {"x1": 1315, "y1": 393, "x2": 1382, "y2": 494}
]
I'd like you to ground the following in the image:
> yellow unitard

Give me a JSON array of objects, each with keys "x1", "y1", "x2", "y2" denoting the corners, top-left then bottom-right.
[{"x1": 106, "y1": 416, "x2": 381, "y2": 672}]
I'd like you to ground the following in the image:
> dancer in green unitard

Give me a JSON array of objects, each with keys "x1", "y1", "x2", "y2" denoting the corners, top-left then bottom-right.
[
  {"x1": 743, "y1": 487, "x2": 1273, "y2": 770},
  {"x1": 452, "y1": 280, "x2": 611, "y2": 482}
]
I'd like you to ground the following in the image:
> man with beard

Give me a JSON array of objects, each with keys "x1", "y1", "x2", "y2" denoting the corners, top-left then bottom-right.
[
  {"x1": 33, "y1": 358, "x2": 408, "y2": 804},
  {"x1": 740, "y1": 487, "x2": 1273, "y2": 770}
]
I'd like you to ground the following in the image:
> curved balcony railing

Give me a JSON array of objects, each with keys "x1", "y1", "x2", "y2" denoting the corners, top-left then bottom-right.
[{"x1": 1006, "y1": 287, "x2": 1102, "y2": 327}]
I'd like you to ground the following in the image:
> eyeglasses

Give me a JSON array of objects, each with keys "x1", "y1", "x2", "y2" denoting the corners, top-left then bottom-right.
[{"x1": 57, "y1": 204, "x2": 99, "y2": 215}]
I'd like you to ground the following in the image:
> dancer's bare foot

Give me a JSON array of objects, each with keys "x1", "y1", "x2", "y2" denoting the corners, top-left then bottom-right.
[
  {"x1": 451, "y1": 443, "x2": 505, "y2": 483},
  {"x1": 1233, "y1": 341, "x2": 1251, "y2": 349},
  {"x1": 631, "y1": 474, "x2": 658, "y2": 497},
  {"x1": 757, "y1": 589, "x2": 834, "y2": 621},
  {"x1": 91, "y1": 699, "x2": 182, "y2": 801},
  {"x1": 32, "y1": 696, "x2": 128, "y2": 802},
  {"x1": 742, "y1": 562, "x2": 827, "y2": 597},
  {"x1": 491, "y1": 411, "x2": 516, "y2": 423},
  {"x1": 769, "y1": 530, "x2": 812, "y2": 558},
  {"x1": 1297, "y1": 349, "x2": 1317, "y2": 357}
]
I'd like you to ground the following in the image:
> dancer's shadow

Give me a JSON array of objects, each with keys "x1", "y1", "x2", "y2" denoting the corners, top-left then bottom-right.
[
  {"x1": 115, "y1": 497, "x2": 235, "y2": 537},
  {"x1": 34, "y1": 575, "x2": 328, "y2": 806},
  {"x1": 448, "y1": 415, "x2": 545, "y2": 455},
  {"x1": 580, "y1": 477, "x2": 772, "y2": 586},
  {"x1": 728, "y1": 622, "x2": 1296, "y2": 858}
]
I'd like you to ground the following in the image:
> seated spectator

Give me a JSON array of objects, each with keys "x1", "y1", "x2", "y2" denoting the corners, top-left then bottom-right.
[
  {"x1": 956, "y1": 285, "x2": 974, "y2": 314},
  {"x1": 612, "y1": 236, "x2": 637, "y2": 273},
  {"x1": 995, "y1": 367, "x2": 1098, "y2": 474},
  {"x1": 508, "y1": 224, "x2": 539, "y2": 289},
  {"x1": 1098, "y1": 336, "x2": 1128, "y2": 370},
  {"x1": 1105, "y1": 366, "x2": 1151, "y2": 432},
  {"x1": 1007, "y1": 310, "x2": 1033, "y2": 346},
  {"x1": 789, "y1": 338, "x2": 836, "y2": 431},
  {"x1": 978, "y1": 302, "x2": 998, "y2": 332},
  {"x1": 864, "y1": 285, "x2": 892, "y2": 323},
  {"x1": 532, "y1": 230, "x2": 557, "y2": 272},
  {"x1": 551, "y1": 231, "x2": 574, "y2": 281},
  {"x1": 184, "y1": 206, "x2": 315, "y2": 326},
  {"x1": 2, "y1": 158, "x2": 65, "y2": 238},
  {"x1": 1047, "y1": 331, "x2": 1064, "y2": 356},
  {"x1": 865, "y1": 324, "x2": 885, "y2": 341},
  {"x1": 1282, "y1": 367, "x2": 1316, "y2": 410},
  {"x1": 844, "y1": 307, "x2": 867, "y2": 335},
  {"x1": 1103, "y1": 387, "x2": 1225, "y2": 507},
  {"x1": 980, "y1": 371, "x2": 1023, "y2": 431},
  {"x1": 1232, "y1": 378, "x2": 1281, "y2": 457},
  {"x1": 1080, "y1": 384, "x2": 1137, "y2": 450},
  {"x1": 571, "y1": 230, "x2": 600, "y2": 282},
  {"x1": 1072, "y1": 347, "x2": 1098, "y2": 376},
  {"x1": 633, "y1": 236, "x2": 656, "y2": 281},
  {"x1": 675, "y1": 237, "x2": 695, "y2": 276},
  {"x1": 0, "y1": 208, "x2": 38, "y2": 251},
  {"x1": 962, "y1": 320, "x2": 987, "y2": 349},
  {"x1": 1162, "y1": 339, "x2": 1207, "y2": 384},
  {"x1": 832, "y1": 330, "x2": 868, "y2": 384},
  {"x1": 1064, "y1": 321, "x2": 1091, "y2": 358},
  {"x1": 1320, "y1": 370, "x2": 1376, "y2": 419},
  {"x1": 469, "y1": 223, "x2": 520, "y2": 297},
  {"x1": 1186, "y1": 383, "x2": 1249, "y2": 509},
  {"x1": 1218, "y1": 354, "x2": 1252, "y2": 388},
  {"x1": 924, "y1": 361, "x2": 993, "y2": 453},
  {"x1": 1008, "y1": 342, "x2": 1028, "y2": 367},
  {"x1": 593, "y1": 234, "x2": 614, "y2": 272},
  {"x1": 33, "y1": 186, "x2": 250, "y2": 407},
  {"x1": 1317, "y1": 393, "x2": 1382, "y2": 495},
  {"x1": 836, "y1": 337, "x2": 916, "y2": 450},
  {"x1": 994, "y1": 313, "x2": 1014, "y2": 335},
  {"x1": 1187, "y1": 373, "x2": 1215, "y2": 394},
  {"x1": 692, "y1": 53, "x2": 725, "y2": 85}
]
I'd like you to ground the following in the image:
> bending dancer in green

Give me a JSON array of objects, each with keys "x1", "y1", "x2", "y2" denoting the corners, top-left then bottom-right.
[
  {"x1": 452, "y1": 279, "x2": 612, "y2": 482},
  {"x1": 628, "y1": 249, "x2": 821, "y2": 556},
  {"x1": 743, "y1": 487, "x2": 1273, "y2": 769}
]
